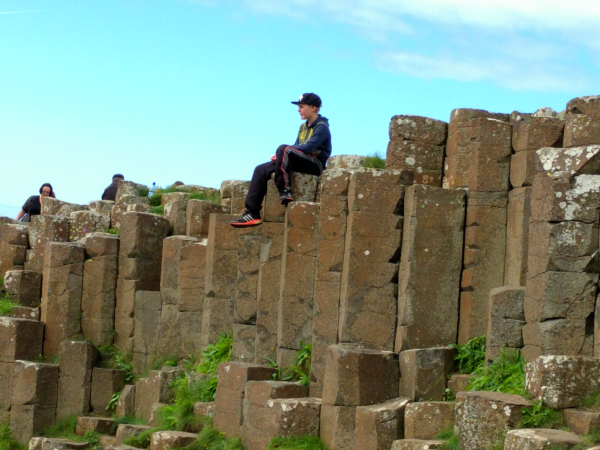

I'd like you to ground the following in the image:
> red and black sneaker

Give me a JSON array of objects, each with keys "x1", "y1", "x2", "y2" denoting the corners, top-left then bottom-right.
[
  {"x1": 279, "y1": 189, "x2": 294, "y2": 206},
  {"x1": 230, "y1": 211, "x2": 262, "y2": 228}
]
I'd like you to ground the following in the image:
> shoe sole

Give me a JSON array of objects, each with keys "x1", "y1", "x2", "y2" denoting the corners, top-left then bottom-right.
[{"x1": 230, "y1": 219, "x2": 263, "y2": 228}]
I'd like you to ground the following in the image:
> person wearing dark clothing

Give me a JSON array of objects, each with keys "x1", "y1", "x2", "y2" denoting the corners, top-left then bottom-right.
[
  {"x1": 231, "y1": 93, "x2": 331, "y2": 227},
  {"x1": 102, "y1": 174, "x2": 124, "y2": 201},
  {"x1": 16, "y1": 183, "x2": 54, "y2": 222}
]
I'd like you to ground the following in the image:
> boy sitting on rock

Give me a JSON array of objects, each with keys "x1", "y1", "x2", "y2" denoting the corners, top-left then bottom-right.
[{"x1": 230, "y1": 93, "x2": 331, "y2": 227}]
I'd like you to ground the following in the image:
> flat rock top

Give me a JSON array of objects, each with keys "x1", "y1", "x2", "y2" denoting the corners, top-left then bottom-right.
[
  {"x1": 457, "y1": 390, "x2": 531, "y2": 406},
  {"x1": 508, "y1": 428, "x2": 582, "y2": 443}
]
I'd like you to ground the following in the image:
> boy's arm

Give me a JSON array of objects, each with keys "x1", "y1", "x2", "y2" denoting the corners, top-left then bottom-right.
[{"x1": 290, "y1": 123, "x2": 330, "y2": 154}]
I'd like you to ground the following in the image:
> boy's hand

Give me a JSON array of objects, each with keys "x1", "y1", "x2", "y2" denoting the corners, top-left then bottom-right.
[{"x1": 270, "y1": 155, "x2": 276, "y2": 162}]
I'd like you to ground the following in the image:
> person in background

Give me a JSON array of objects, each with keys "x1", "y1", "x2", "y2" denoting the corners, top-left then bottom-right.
[
  {"x1": 16, "y1": 183, "x2": 54, "y2": 222},
  {"x1": 102, "y1": 174, "x2": 124, "y2": 201}
]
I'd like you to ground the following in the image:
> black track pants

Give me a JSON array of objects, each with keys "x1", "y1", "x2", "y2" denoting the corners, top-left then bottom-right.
[{"x1": 244, "y1": 145, "x2": 322, "y2": 215}]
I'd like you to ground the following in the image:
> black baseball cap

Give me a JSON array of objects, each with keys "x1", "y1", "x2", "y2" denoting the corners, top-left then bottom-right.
[{"x1": 291, "y1": 93, "x2": 322, "y2": 107}]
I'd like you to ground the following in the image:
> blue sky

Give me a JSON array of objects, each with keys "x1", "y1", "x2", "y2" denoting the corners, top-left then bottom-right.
[{"x1": 1, "y1": 0, "x2": 599, "y2": 213}]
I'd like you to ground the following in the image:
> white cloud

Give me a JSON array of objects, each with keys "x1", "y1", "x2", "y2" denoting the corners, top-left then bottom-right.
[
  {"x1": 377, "y1": 50, "x2": 592, "y2": 92},
  {"x1": 188, "y1": 0, "x2": 600, "y2": 92}
]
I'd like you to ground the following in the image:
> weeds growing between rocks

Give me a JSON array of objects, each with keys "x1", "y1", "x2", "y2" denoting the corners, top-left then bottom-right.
[
  {"x1": 467, "y1": 348, "x2": 526, "y2": 396},
  {"x1": 268, "y1": 435, "x2": 328, "y2": 449},
  {"x1": 0, "y1": 424, "x2": 25, "y2": 450},
  {"x1": 449, "y1": 336, "x2": 486, "y2": 375},
  {"x1": 0, "y1": 292, "x2": 19, "y2": 316},
  {"x1": 266, "y1": 341, "x2": 312, "y2": 387},
  {"x1": 362, "y1": 151, "x2": 386, "y2": 169}
]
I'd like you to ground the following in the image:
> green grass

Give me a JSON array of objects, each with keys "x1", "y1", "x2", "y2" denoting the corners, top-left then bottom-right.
[
  {"x1": 185, "y1": 418, "x2": 243, "y2": 450},
  {"x1": 104, "y1": 227, "x2": 120, "y2": 235},
  {"x1": 112, "y1": 415, "x2": 148, "y2": 427},
  {"x1": 266, "y1": 341, "x2": 312, "y2": 387},
  {"x1": 436, "y1": 429, "x2": 459, "y2": 450},
  {"x1": 0, "y1": 293, "x2": 19, "y2": 316},
  {"x1": 450, "y1": 336, "x2": 486, "y2": 375},
  {"x1": 196, "y1": 333, "x2": 233, "y2": 375},
  {"x1": 520, "y1": 401, "x2": 563, "y2": 429},
  {"x1": 362, "y1": 151, "x2": 386, "y2": 169},
  {"x1": 138, "y1": 187, "x2": 150, "y2": 197},
  {"x1": 149, "y1": 186, "x2": 179, "y2": 207},
  {"x1": 123, "y1": 427, "x2": 162, "y2": 448},
  {"x1": 187, "y1": 191, "x2": 221, "y2": 205},
  {"x1": 42, "y1": 416, "x2": 102, "y2": 449},
  {"x1": 268, "y1": 436, "x2": 328, "y2": 449},
  {"x1": 573, "y1": 428, "x2": 600, "y2": 449},
  {"x1": 0, "y1": 424, "x2": 26, "y2": 450},
  {"x1": 579, "y1": 388, "x2": 600, "y2": 409},
  {"x1": 98, "y1": 345, "x2": 134, "y2": 384},
  {"x1": 467, "y1": 348, "x2": 526, "y2": 396},
  {"x1": 156, "y1": 375, "x2": 217, "y2": 431},
  {"x1": 151, "y1": 205, "x2": 165, "y2": 216},
  {"x1": 151, "y1": 355, "x2": 179, "y2": 371}
]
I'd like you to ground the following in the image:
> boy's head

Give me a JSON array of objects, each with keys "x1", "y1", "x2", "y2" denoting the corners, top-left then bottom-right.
[{"x1": 292, "y1": 93, "x2": 321, "y2": 120}]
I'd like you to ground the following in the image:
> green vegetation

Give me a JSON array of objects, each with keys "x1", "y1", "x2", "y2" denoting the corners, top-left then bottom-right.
[
  {"x1": 42, "y1": 416, "x2": 102, "y2": 450},
  {"x1": 467, "y1": 348, "x2": 526, "y2": 396},
  {"x1": 151, "y1": 205, "x2": 165, "y2": 216},
  {"x1": 437, "y1": 429, "x2": 459, "y2": 450},
  {"x1": 450, "y1": 336, "x2": 486, "y2": 375},
  {"x1": 138, "y1": 187, "x2": 150, "y2": 197},
  {"x1": 149, "y1": 186, "x2": 179, "y2": 207},
  {"x1": 267, "y1": 341, "x2": 312, "y2": 387},
  {"x1": 0, "y1": 293, "x2": 19, "y2": 316},
  {"x1": 0, "y1": 424, "x2": 26, "y2": 450},
  {"x1": 520, "y1": 401, "x2": 563, "y2": 429},
  {"x1": 268, "y1": 436, "x2": 328, "y2": 449},
  {"x1": 156, "y1": 375, "x2": 216, "y2": 431},
  {"x1": 183, "y1": 418, "x2": 243, "y2": 450},
  {"x1": 123, "y1": 427, "x2": 162, "y2": 448},
  {"x1": 579, "y1": 388, "x2": 600, "y2": 409},
  {"x1": 573, "y1": 429, "x2": 600, "y2": 449},
  {"x1": 149, "y1": 334, "x2": 233, "y2": 434},
  {"x1": 104, "y1": 227, "x2": 120, "y2": 235},
  {"x1": 151, "y1": 355, "x2": 179, "y2": 371},
  {"x1": 98, "y1": 345, "x2": 135, "y2": 384},
  {"x1": 362, "y1": 151, "x2": 386, "y2": 169},
  {"x1": 196, "y1": 333, "x2": 233, "y2": 375}
]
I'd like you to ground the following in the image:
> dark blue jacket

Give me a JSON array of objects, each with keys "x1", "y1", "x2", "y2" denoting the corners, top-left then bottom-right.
[{"x1": 291, "y1": 115, "x2": 331, "y2": 167}]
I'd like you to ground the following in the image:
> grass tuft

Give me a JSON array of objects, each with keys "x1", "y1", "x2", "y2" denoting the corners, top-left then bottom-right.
[
  {"x1": 467, "y1": 348, "x2": 526, "y2": 396},
  {"x1": 520, "y1": 401, "x2": 564, "y2": 429},
  {"x1": 268, "y1": 436, "x2": 328, "y2": 449},
  {"x1": 123, "y1": 427, "x2": 162, "y2": 448},
  {"x1": 186, "y1": 418, "x2": 244, "y2": 450},
  {"x1": 362, "y1": 151, "x2": 386, "y2": 169},
  {"x1": 0, "y1": 423, "x2": 26, "y2": 450},
  {"x1": 151, "y1": 205, "x2": 165, "y2": 216},
  {"x1": 0, "y1": 293, "x2": 19, "y2": 316},
  {"x1": 449, "y1": 336, "x2": 486, "y2": 375},
  {"x1": 436, "y1": 429, "x2": 459, "y2": 450}
]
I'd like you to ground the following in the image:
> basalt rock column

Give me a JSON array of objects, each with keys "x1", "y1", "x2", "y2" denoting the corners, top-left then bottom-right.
[
  {"x1": 311, "y1": 169, "x2": 352, "y2": 397},
  {"x1": 233, "y1": 226, "x2": 262, "y2": 361},
  {"x1": 564, "y1": 96, "x2": 600, "y2": 147},
  {"x1": 115, "y1": 212, "x2": 170, "y2": 353},
  {"x1": 41, "y1": 242, "x2": 85, "y2": 356},
  {"x1": 162, "y1": 192, "x2": 189, "y2": 236},
  {"x1": 81, "y1": 233, "x2": 119, "y2": 347},
  {"x1": 386, "y1": 115, "x2": 447, "y2": 186},
  {"x1": 255, "y1": 222, "x2": 285, "y2": 364},
  {"x1": 178, "y1": 240, "x2": 208, "y2": 358},
  {"x1": 443, "y1": 109, "x2": 509, "y2": 190},
  {"x1": 200, "y1": 213, "x2": 239, "y2": 349},
  {"x1": 262, "y1": 173, "x2": 320, "y2": 223},
  {"x1": 277, "y1": 202, "x2": 320, "y2": 360},
  {"x1": 522, "y1": 172, "x2": 600, "y2": 359},
  {"x1": 0, "y1": 223, "x2": 28, "y2": 276},
  {"x1": 25, "y1": 215, "x2": 69, "y2": 274},
  {"x1": 396, "y1": 185, "x2": 465, "y2": 351},
  {"x1": 185, "y1": 200, "x2": 229, "y2": 239},
  {"x1": 504, "y1": 187, "x2": 533, "y2": 286},
  {"x1": 338, "y1": 169, "x2": 413, "y2": 350}
]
